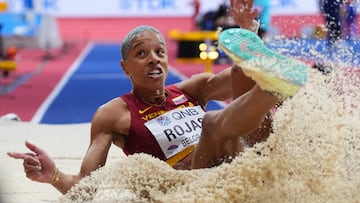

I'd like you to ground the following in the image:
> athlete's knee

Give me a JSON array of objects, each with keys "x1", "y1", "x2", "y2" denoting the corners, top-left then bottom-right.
[{"x1": 201, "y1": 111, "x2": 221, "y2": 139}]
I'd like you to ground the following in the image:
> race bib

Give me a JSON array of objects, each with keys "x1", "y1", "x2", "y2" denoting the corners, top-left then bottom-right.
[{"x1": 144, "y1": 106, "x2": 205, "y2": 159}]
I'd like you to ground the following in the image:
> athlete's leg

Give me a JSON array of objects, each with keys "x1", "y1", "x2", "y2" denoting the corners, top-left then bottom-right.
[
  {"x1": 230, "y1": 66, "x2": 274, "y2": 147},
  {"x1": 219, "y1": 28, "x2": 308, "y2": 146},
  {"x1": 191, "y1": 28, "x2": 308, "y2": 169},
  {"x1": 192, "y1": 79, "x2": 278, "y2": 168},
  {"x1": 230, "y1": 65, "x2": 255, "y2": 98}
]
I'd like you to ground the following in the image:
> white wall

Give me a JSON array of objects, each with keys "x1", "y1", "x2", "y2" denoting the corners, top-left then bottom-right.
[{"x1": 4, "y1": 0, "x2": 326, "y2": 17}]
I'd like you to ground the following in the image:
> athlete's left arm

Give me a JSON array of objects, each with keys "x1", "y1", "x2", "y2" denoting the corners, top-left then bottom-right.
[{"x1": 176, "y1": 68, "x2": 233, "y2": 105}]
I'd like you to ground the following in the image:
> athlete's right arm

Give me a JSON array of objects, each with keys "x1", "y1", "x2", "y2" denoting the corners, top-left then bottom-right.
[{"x1": 7, "y1": 98, "x2": 131, "y2": 194}]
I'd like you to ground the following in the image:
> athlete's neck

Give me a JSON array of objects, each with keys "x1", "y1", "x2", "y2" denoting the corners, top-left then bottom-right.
[{"x1": 132, "y1": 89, "x2": 167, "y2": 106}]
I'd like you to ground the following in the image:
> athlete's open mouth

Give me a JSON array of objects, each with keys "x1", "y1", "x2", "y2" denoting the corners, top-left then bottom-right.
[{"x1": 147, "y1": 67, "x2": 163, "y2": 79}]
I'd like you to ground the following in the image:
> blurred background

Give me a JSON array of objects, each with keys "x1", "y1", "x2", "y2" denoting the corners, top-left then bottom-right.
[{"x1": 0, "y1": 0, "x2": 359, "y2": 123}]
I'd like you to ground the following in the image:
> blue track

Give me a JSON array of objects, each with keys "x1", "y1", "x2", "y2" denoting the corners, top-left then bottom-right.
[
  {"x1": 267, "y1": 38, "x2": 360, "y2": 66},
  {"x1": 39, "y1": 43, "x2": 224, "y2": 124},
  {"x1": 38, "y1": 39, "x2": 360, "y2": 124}
]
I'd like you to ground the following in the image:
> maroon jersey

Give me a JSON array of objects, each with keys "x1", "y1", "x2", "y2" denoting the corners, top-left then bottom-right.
[{"x1": 121, "y1": 85, "x2": 202, "y2": 161}]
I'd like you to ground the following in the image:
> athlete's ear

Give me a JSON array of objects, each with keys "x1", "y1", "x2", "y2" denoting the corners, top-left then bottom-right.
[{"x1": 120, "y1": 60, "x2": 130, "y2": 76}]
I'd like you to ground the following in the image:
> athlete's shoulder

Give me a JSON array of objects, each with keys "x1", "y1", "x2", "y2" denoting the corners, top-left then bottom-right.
[
  {"x1": 96, "y1": 97, "x2": 128, "y2": 117},
  {"x1": 92, "y1": 97, "x2": 130, "y2": 128}
]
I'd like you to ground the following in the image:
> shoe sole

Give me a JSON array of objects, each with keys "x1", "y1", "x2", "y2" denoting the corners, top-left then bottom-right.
[{"x1": 218, "y1": 28, "x2": 308, "y2": 97}]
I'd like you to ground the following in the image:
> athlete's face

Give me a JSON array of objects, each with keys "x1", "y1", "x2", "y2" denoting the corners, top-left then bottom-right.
[{"x1": 121, "y1": 30, "x2": 168, "y2": 90}]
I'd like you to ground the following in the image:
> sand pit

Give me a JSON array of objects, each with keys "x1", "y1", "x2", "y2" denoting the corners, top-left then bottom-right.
[
  {"x1": 1, "y1": 65, "x2": 360, "y2": 202},
  {"x1": 59, "y1": 67, "x2": 360, "y2": 203},
  {"x1": 0, "y1": 122, "x2": 125, "y2": 202}
]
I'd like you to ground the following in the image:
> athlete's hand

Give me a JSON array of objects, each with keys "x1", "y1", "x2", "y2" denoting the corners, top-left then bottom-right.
[
  {"x1": 7, "y1": 141, "x2": 56, "y2": 184},
  {"x1": 230, "y1": 0, "x2": 259, "y2": 30}
]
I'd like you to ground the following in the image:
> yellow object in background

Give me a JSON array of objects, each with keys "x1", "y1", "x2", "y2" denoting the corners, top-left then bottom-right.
[
  {"x1": 0, "y1": 61, "x2": 16, "y2": 71},
  {"x1": 0, "y1": 2, "x2": 8, "y2": 12},
  {"x1": 314, "y1": 24, "x2": 327, "y2": 39},
  {"x1": 168, "y1": 29, "x2": 218, "y2": 41},
  {"x1": 168, "y1": 29, "x2": 219, "y2": 73}
]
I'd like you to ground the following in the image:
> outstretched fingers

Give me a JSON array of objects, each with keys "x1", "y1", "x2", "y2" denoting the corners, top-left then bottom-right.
[
  {"x1": 7, "y1": 151, "x2": 28, "y2": 159},
  {"x1": 25, "y1": 140, "x2": 45, "y2": 155},
  {"x1": 230, "y1": 0, "x2": 254, "y2": 8},
  {"x1": 7, "y1": 141, "x2": 54, "y2": 183},
  {"x1": 7, "y1": 152, "x2": 39, "y2": 165},
  {"x1": 7, "y1": 141, "x2": 42, "y2": 161},
  {"x1": 7, "y1": 152, "x2": 43, "y2": 180},
  {"x1": 230, "y1": 0, "x2": 259, "y2": 30}
]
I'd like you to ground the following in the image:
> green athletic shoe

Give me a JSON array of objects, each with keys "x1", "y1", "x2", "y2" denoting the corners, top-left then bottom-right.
[{"x1": 218, "y1": 28, "x2": 308, "y2": 98}]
